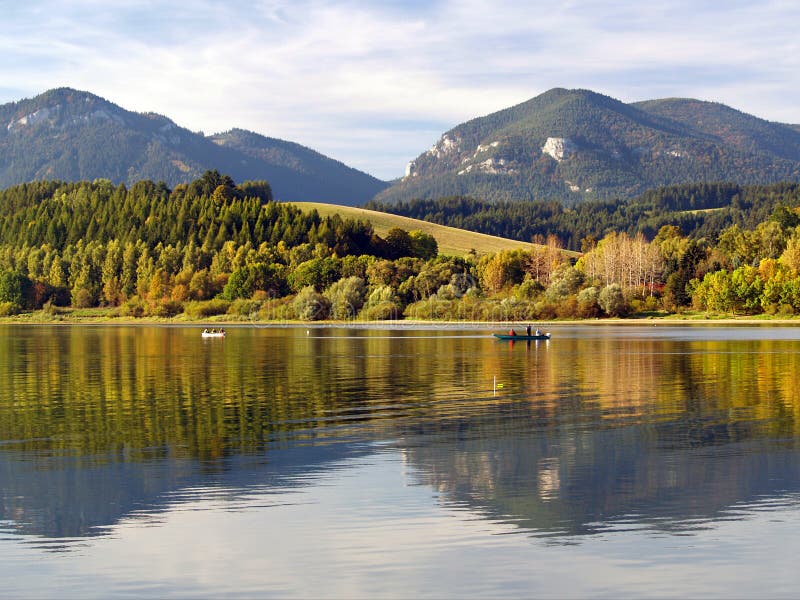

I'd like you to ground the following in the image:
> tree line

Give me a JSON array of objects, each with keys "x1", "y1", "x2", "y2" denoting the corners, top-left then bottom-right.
[{"x1": 4, "y1": 172, "x2": 800, "y2": 321}]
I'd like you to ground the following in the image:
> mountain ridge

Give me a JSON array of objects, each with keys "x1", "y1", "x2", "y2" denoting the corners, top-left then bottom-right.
[
  {"x1": 377, "y1": 88, "x2": 800, "y2": 205},
  {"x1": 0, "y1": 88, "x2": 387, "y2": 205}
]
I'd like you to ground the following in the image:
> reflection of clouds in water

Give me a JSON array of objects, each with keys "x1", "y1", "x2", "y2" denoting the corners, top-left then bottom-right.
[{"x1": 3, "y1": 452, "x2": 800, "y2": 599}]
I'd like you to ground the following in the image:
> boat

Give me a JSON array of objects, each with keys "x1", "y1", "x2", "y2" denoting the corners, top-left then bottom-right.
[
  {"x1": 201, "y1": 329, "x2": 226, "y2": 338},
  {"x1": 493, "y1": 332, "x2": 550, "y2": 340}
]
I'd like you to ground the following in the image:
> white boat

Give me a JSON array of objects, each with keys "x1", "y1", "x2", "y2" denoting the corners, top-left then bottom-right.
[{"x1": 201, "y1": 330, "x2": 226, "y2": 338}]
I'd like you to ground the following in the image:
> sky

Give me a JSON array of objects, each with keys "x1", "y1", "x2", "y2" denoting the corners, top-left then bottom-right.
[{"x1": 1, "y1": 0, "x2": 799, "y2": 180}]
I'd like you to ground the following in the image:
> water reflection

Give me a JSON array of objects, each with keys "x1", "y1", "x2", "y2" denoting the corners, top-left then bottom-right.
[{"x1": 1, "y1": 324, "x2": 800, "y2": 547}]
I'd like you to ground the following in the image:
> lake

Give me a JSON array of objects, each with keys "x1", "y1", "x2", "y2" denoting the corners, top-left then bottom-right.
[{"x1": 1, "y1": 323, "x2": 800, "y2": 598}]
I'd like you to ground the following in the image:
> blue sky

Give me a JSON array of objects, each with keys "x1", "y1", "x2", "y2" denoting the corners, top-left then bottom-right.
[{"x1": 1, "y1": 0, "x2": 798, "y2": 180}]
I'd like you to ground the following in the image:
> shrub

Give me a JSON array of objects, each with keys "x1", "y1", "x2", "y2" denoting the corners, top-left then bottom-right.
[
  {"x1": 72, "y1": 287, "x2": 94, "y2": 308},
  {"x1": 227, "y1": 298, "x2": 264, "y2": 319},
  {"x1": 324, "y1": 276, "x2": 367, "y2": 320},
  {"x1": 361, "y1": 285, "x2": 403, "y2": 320},
  {"x1": 0, "y1": 301, "x2": 21, "y2": 316},
  {"x1": 516, "y1": 279, "x2": 545, "y2": 300},
  {"x1": 293, "y1": 286, "x2": 330, "y2": 320},
  {"x1": 149, "y1": 299, "x2": 183, "y2": 318},
  {"x1": 183, "y1": 299, "x2": 231, "y2": 319},
  {"x1": 120, "y1": 296, "x2": 147, "y2": 318},
  {"x1": 257, "y1": 296, "x2": 296, "y2": 321},
  {"x1": 576, "y1": 286, "x2": 600, "y2": 318},
  {"x1": 555, "y1": 295, "x2": 579, "y2": 319},
  {"x1": 361, "y1": 302, "x2": 402, "y2": 320},
  {"x1": 599, "y1": 284, "x2": 627, "y2": 317},
  {"x1": 41, "y1": 300, "x2": 63, "y2": 316}
]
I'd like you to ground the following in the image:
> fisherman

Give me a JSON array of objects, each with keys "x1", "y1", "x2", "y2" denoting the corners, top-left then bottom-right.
[
  {"x1": 509, "y1": 329, "x2": 516, "y2": 336},
  {"x1": 535, "y1": 328, "x2": 541, "y2": 336},
  {"x1": 526, "y1": 325, "x2": 531, "y2": 336}
]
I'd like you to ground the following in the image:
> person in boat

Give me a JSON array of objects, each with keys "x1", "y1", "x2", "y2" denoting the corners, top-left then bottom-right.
[
  {"x1": 203, "y1": 328, "x2": 208, "y2": 334},
  {"x1": 509, "y1": 329, "x2": 516, "y2": 336},
  {"x1": 526, "y1": 325, "x2": 531, "y2": 336},
  {"x1": 535, "y1": 328, "x2": 541, "y2": 336},
  {"x1": 220, "y1": 328, "x2": 225, "y2": 334}
]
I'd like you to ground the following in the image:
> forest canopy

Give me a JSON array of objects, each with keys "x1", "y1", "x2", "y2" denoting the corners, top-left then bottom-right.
[{"x1": 4, "y1": 173, "x2": 800, "y2": 321}]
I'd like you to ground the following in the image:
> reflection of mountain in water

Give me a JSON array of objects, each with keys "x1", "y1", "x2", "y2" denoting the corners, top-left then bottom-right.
[
  {"x1": 2, "y1": 325, "x2": 800, "y2": 542},
  {"x1": 399, "y1": 415, "x2": 800, "y2": 537},
  {"x1": 0, "y1": 442, "x2": 371, "y2": 541}
]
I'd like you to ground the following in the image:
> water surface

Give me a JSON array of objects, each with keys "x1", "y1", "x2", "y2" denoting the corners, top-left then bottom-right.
[{"x1": 1, "y1": 324, "x2": 800, "y2": 597}]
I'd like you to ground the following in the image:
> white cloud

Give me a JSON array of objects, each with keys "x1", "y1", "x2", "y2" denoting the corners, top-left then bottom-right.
[{"x1": 2, "y1": 0, "x2": 799, "y2": 179}]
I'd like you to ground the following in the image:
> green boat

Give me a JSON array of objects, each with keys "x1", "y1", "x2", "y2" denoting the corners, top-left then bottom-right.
[{"x1": 493, "y1": 332, "x2": 551, "y2": 340}]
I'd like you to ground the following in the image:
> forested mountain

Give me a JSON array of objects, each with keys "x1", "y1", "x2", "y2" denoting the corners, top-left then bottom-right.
[
  {"x1": 375, "y1": 88, "x2": 800, "y2": 204},
  {"x1": 0, "y1": 88, "x2": 387, "y2": 204}
]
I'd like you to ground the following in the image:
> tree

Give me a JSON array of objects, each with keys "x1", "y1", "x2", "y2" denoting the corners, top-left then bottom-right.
[
  {"x1": 383, "y1": 228, "x2": 414, "y2": 260},
  {"x1": 779, "y1": 236, "x2": 800, "y2": 274},
  {"x1": 598, "y1": 283, "x2": 626, "y2": 317},
  {"x1": 545, "y1": 264, "x2": 583, "y2": 301},
  {"x1": 409, "y1": 230, "x2": 438, "y2": 260},
  {"x1": 361, "y1": 285, "x2": 403, "y2": 320},
  {"x1": 288, "y1": 257, "x2": 341, "y2": 292},
  {"x1": 0, "y1": 271, "x2": 31, "y2": 307},
  {"x1": 222, "y1": 263, "x2": 286, "y2": 300},
  {"x1": 238, "y1": 180, "x2": 272, "y2": 203},
  {"x1": 324, "y1": 277, "x2": 367, "y2": 319}
]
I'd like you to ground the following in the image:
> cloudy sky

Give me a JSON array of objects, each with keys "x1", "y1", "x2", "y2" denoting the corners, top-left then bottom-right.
[{"x1": 1, "y1": 0, "x2": 798, "y2": 180}]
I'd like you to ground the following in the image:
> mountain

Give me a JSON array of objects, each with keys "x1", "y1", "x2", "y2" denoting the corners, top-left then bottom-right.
[
  {"x1": 0, "y1": 88, "x2": 387, "y2": 205},
  {"x1": 375, "y1": 88, "x2": 800, "y2": 205}
]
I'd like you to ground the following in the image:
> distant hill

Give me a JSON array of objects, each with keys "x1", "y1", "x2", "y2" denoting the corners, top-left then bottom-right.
[
  {"x1": 0, "y1": 88, "x2": 387, "y2": 204},
  {"x1": 375, "y1": 88, "x2": 800, "y2": 205},
  {"x1": 287, "y1": 202, "x2": 557, "y2": 257}
]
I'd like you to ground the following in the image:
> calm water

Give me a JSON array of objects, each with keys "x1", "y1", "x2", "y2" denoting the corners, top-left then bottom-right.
[{"x1": 2, "y1": 323, "x2": 800, "y2": 598}]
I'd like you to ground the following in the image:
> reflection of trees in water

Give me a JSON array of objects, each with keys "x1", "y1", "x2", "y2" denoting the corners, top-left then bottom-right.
[
  {"x1": 397, "y1": 335, "x2": 800, "y2": 537},
  {"x1": 1, "y1": 327, "x2": 800, "y2": 540},
  {"x1": 400, "y1": 417, "x2": 800, "y2": 538}
]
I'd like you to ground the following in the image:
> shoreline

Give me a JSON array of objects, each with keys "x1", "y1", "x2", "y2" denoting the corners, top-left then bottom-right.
[{"x1": 2, "y1": 310, "x2": 800, "y2": 328}]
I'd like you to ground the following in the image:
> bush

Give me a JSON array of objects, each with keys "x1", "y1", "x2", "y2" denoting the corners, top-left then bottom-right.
[
  {"x1": 0, "y1": 301, "x2": 21, "y2": 316},
  {"x1": 360, "y1": 285, "x2": 403, "y2": 320},
  {"x1": 576, "y1": 287, "x2": 600, "y2": 318},
  {"x1": 361, "y1": 301, "x2": 402, "y2": 320},
  {"x1": 555, "y1": 295, "x2": 579, "y2": 319},
  {"x1": 293, "y1": 286, "x2": 330, "y2": 320},
  {"x1": 228, "y1": 298, "x2": 262, "y2": 317},
  {"x1": 599, "y1": 284, "x2": 627, "y2": 317},
  {"x1": 516, "y1": 279, "x2": 544, "y2": 300},
  {"x1": 120, "y1": 296, "x2": 147, "y2": 318},
  {"x1": 324, "y1": 276, "x2": 367, "y2": 320},
  {"x1": 72, "y1": 287, "x2": 94, "y2": 308},
  {"x1": 149, "y1": 299, "x2": 183, "y2": 318},
  {"x1": 257, "y1": 296, "x2": 296, "y2": 321},
  {"x1": 41, "y1": 300, "x2": 63, "y2": 316},
  {"x1": 183, "y1": 299, "x2": 231, "y2": 319}
]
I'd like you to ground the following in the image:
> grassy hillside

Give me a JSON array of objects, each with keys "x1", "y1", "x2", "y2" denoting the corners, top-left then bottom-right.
[{"x1": 288, "y1": 202, "x2": 561, "y2": 256}]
